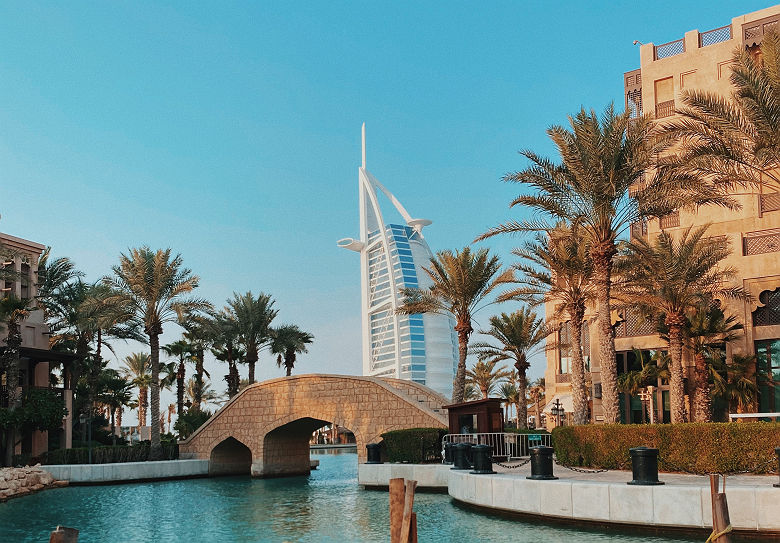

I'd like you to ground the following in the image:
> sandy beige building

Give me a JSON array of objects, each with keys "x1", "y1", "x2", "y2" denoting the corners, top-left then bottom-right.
[
  {"x1": 543, "y1": 5, "x2": 780, "y2": 427},
  {"x1": 0, "y1": 232, "x2": 75, "y2": 458}
]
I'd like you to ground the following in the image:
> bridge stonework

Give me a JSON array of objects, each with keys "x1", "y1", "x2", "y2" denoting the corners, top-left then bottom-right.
[{"x1": 178, "y1": 374, "x2": 448, "y2": 477}]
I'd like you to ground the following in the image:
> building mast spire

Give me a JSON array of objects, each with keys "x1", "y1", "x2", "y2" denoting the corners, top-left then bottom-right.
[{"x1": 361, "y1": 122, "x2": 366, "y2": 170}]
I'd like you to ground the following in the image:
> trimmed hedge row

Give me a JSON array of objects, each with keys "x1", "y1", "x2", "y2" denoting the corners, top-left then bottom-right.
[
  {"x1": 40, "y1": 442, "x2": 179, "y2": 465},
  {"x1": 552, "y1": 422, "x2": 780, "y2": 474},
  {"x1": 381, "y1": 428, "x2": 448, "y2": 463}
]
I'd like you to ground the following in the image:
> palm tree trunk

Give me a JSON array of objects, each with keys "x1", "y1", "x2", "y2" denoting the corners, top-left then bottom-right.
[
  {"x1": 285, "y1": 349, "x2": 295, "y2": 377},
  {"x1": 535, "y1": 399, "x2": 541, "y2": 429},
  {"x1": 592, "y1": 243, "x2": 619, "y2": 424},
  {"x1": 693, "y1": 352, "x2": 712, "y2": 422},
  {"x1": 3, "y1": 318, "x2": 22, "y2": 466},
  {"x1": 176, "y1": 361, "x2": 185, "y2": 416},
  {"x1": 517, "y1": 374, "x2": 528, "y2": 430},
  {"x1": 194, "y1": 347, "x2": 204, "y2": 410},
  {"x1": 569, "y1": 307, "x2": 589, "y2": 425},
  {"x1": 515, "y1": 400, "x2": 521, "y2": 429},
  {"x1": 149, "y1": 331, "x2": 162, "y2": 460},
  {"x1": 452, "y1": 321, "x2": 472, "y2": 403},
  {"x1": 667, "y1": 319, "x2": 687, "y2": 424},
  {"x1": 110, "y1": 408, "x2": 117, "y2": 447},
  {"x1": 247, "y1": 345, "x2": 257, "y2": 383}
]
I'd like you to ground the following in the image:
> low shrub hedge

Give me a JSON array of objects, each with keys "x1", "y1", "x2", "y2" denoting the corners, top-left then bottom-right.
[
  {"x1": 40, "y1": 442, "x2": 178, "y2": 465},
  {"x1": 381, "y1": 428, "x2": 448, "y2": 463},
  {"x1": 552, "y1": 422, "x2": 780, "y2": 474}
]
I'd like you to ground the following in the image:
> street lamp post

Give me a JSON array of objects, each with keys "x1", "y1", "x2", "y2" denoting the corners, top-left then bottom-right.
[{"x1": 551, "y1": 399, "x2": 565, "y2": 427}]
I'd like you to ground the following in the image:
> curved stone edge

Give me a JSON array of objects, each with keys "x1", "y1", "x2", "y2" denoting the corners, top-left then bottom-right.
[
  {"x1": 358, "y1": 464, "x2": 780, "y2": 535},
  {"x1": 0, "y1": 465, "x2": 68, "y2": 502}
]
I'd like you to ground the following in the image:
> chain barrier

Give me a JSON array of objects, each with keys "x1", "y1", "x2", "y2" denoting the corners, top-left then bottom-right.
[
  {"x1": 552, "y1": 457, "x2": 615, "y2": 474},
  {"x1": 492, "y1": 457, "x2": 531, "y2": 469}
]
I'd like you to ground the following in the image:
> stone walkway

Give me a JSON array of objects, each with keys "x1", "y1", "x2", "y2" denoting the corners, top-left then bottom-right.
[{"x1": 490, "y1": 460, "x2": 779, "y2": 488}]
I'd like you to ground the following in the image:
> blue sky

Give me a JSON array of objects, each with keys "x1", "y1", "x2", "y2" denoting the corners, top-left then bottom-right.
[{"x1": 0, "y1": 2, "x2": 771, "y2": 421}]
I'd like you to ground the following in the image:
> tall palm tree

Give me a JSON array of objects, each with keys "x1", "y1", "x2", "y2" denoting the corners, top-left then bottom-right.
[
  {"x1": 477, "y1": 106, "x2": 734, "y2": 423},
  {"x1": 498, "y1": 381, "x2": 521, "y2": 429},
  {"x1": 227, "y1": 292, "x2": 277, "y2": 384},
  {"x1": 271, "y1": 324, "x2": 314, "y2": 376},
  {"x1": 470, "y1": 309, "x2": 548, "y2": 429},
  {"x1": 615, "y1": 225, "x2": 742, "y2": 423},
  {"x1": 506, "y1": 223, "x2": 595, "y2": 425},
  {"x1": 162, "y1": 339, "x2": 194, "y2": 416},
  {"x1": 528, "y1": 378, "x2": 546, "y2": 429},
  {"x1": 657, "y1": 29, "x2": 780, "y2": 192},
  {"x1": 185, "y1": 377, "x2": 223, "y2": 410},
  {"x1": 101, "y1": 247, "x2": 211, "y2": 458},
  {"x1": 35, "y1": 247, "x2": 83, "y2": 322},
  {"x1": 0, "y1": 296, "x2": 32, "y2": 466},
  {"x1": 683, "y1": 302, "x2": 743, "y2": 422},
  {"x1": 398, "y1": 247, "x2": 514, "y2": 403},
  {"x1": 181, "y1": 316, "x2": 212, "y2": 410},
  {"x1": 97, "y1": 369, "x2": 133, "y2": 446},
  {"x1": 466, "y1": 359, "x2": 512, "y2": 399},
  {"x1": 121, "y1": 353, "x2": 152, "y2": 433},
  {"x1": 210, "y1": 310, "x2": 244, "y2": 398}
]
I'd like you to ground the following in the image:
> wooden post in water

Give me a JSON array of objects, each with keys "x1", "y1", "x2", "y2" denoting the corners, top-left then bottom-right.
[
  {"x1": 709, "y1": 474, "x2": 732, "y2": 543},
  {"x1": 49, "y1": 526, "x2": 79, "y2": 543},
  {"x1": 400, "y1": 479, "x2": 418, "y2": 543},
  {"x1": 389, "y1": 478, "x2": 418, "y2": 543},
  {"x1": 389, "y1": 478, "x2": 405, "y2": 543}
]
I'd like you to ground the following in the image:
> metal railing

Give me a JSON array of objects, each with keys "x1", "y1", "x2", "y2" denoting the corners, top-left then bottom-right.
[
  {"x1": 442, "y1": 432, "x2": 552, "y2": 461},
  {"x1": 655, "y1": 99, "x2": 675, "y2": 118},
  {"x1": 729, "y1": 412, "x2": 780, "y2": 421}
]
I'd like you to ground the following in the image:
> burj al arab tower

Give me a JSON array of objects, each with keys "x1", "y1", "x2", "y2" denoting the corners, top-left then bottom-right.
[{"x1": 338, "y1": 125, "x2": 458, "y2": 399}]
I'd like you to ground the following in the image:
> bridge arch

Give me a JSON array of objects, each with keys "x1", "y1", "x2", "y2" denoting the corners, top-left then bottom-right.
[{"x1": 179, "y1": 374, "x2": 447, "y2": 477}]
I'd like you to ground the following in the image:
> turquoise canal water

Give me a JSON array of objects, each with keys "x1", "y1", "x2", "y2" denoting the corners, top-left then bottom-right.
[{"x1": 0, "y1": 451, "x2": 696, "y2": 543}]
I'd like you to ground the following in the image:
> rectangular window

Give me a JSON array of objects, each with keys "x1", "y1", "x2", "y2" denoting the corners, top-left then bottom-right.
[{"x1": 756, "y1": 339, "x2": 780, "y2": 414}]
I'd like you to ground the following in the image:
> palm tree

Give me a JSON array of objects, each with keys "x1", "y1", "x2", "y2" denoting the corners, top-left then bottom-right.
[
  {"x1": 463, "y1": 383, "x2": 481, "y2": 402},
  {"x1": 477, "y1": 106, "x2": 734, "y2": 423},
  {"x1": 683, "y1": 302, "x2": 743, "y2": 422},
  {"x1": 466, "y1": 359, "x2": 512, "y2": 399},
  {"x1": 528, "y1": 378, "x2": 545, "y2": 429},
  {"x1": 506, "y1": 223, "x2": 595, "y2": 425},
  {"x1": 121, "y1": 353, "x2": 152, "y2": 433},
  {"x1": 615, "y1": 225, "x2": 742, "y2": 423},
  {"x1": 162, "y1": 339, "x2": 194, "y2": 416},
  {"x1": 181, "y1": 316, "x2": 212, "y2": 410},
  {"x1": 470, "y1": 309, "x2": 548, "y2": 429},
  {"x1": 398, "y1": 247, "x2": 514, "y2": 403},
  {"x1": 271, "y1": 324, "x2": 314, "y2": 376},
  {"x1": 210, "y1": 310, "x2": 244, "y2": 398},
  {"x1": 227, "y1": 292, "x2": 277, "y2": 383},
  {"x1": 97, "y1": 369, "x2": 133, "y2": 446},
  {"x1": 712, "y1": 354, "x2": 761, "y2": 416},
  {"x1": 0, "y1": 295, "x2": 32, "y2": 466},
  {"x1": 101, "y1": 247, "x2": 211, "y2": 458},
  {"x1": 185, "y1": 377, "x2": 223, "y2": 410},
  {"x1": 35, "y1": 247, "x2": 83, "y2": 322},
  {"x1": 657, "y1": 29, "x2": 780, "y2": 193},
  {"x1": 498, "y1": 380, "x2": 521, "y2": 429}
]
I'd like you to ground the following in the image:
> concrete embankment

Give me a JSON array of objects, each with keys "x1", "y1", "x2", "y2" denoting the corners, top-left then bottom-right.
[
  {"x1": 359, "y1": 463, "x2": 780, "y2": 537},
  {"x1": 0, "y1": 465, "x2": 68, "y2": 501},
  {"x1": 44, "y1": 459, "x2": 210, "y2": 484}
]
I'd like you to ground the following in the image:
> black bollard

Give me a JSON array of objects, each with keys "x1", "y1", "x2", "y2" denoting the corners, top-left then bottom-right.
[
  {"x1": 627, "y1": 446, "x2": 664, "y2": 485},
  {"x1": 527, "y1": 446, "x2": 557, "y2": 480},
  {"x1": 443, "y1": 442, "x2": 454, "y2": 465},
  {"x1": 366, "y1": 443, "x2": 382, "y2": 464},
  {"x1": 451, "y1": 443, "x2": 472, "y2": 470},
  {"x1": 775, "y1": 447, "x2": 780, "y2": 488},
  {"x1": 470, "y1": 444, "x2": 495, "y2": 474}
]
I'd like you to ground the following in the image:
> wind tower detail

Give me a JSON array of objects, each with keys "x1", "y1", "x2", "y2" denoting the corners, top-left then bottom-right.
[{"x1": 338, "y1": 124, "x2": 457, "y2": 398}]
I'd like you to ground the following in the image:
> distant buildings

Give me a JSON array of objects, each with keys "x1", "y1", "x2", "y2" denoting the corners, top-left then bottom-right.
[
  {"x1": 339, "y1": 125, "x2": 458, "y2": 398},
  {"x1": 543, "y1": 5, "x2": 780, "y2": 427}
]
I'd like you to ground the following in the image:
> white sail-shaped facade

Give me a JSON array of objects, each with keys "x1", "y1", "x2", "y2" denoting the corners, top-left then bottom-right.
[{"x1": 338, "y1": 125, "x2": 458, "y2": 399}]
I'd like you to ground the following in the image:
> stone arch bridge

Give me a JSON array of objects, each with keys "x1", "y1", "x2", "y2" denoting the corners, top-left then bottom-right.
[{"x1": 178, "y1": 374, "x2": 448, "y2": 477}]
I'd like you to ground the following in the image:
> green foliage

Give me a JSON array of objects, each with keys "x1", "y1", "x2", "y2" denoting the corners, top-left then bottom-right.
[
  {"x1": 552, "y1": 422, "x2": 780, "y2": 474},
  {"x1": 40, "y1": 442, "x2": 178, "y2": 465},
  {"x1": 174, "y1": 409, "x2": 212, "y2": 439},
  {"x1": 0, "y1": 388, "x2": 67, "y2": 432},
  {"x1": 380, "y1": 428, "x2": 448, "y2": 464}
]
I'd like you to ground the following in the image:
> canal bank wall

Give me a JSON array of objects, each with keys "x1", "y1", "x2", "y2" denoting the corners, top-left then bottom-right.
[
  {"x1": 358, "y1": 463, "x2": 780, "y2": 537},
  {"x1": 44, "y1": 459, "x2": 210, "y2": 484}
]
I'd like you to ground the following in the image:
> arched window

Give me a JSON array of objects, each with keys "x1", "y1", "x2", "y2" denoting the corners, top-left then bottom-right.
[{"x1": 753, "y1": 288, "x2": 780, "y2": 326}]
